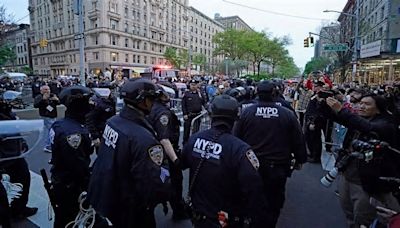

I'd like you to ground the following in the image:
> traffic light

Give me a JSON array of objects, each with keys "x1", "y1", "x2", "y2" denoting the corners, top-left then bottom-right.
[
  {"x1": 39, "y1": 39, "x2": 48, "y2": 47},
  {"x1": 309, "y1": 37, "x2": 314, "y2": 47},
  {"x1": 304, "y1": 38, "x2": 309, "y2": 48}
]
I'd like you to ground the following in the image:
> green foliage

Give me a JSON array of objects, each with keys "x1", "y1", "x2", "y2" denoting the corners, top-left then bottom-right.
[
  {"x1": 0, "y1": 44, "x2": 16, "y2": 66},
  {"x1": 163, "y1": 47, "x2": 188, "y2": 69},
  {"x1": 303, "y1": 57, "x2": 331, "y2": 75},
  {"x1": 192, "y1": 53, "x2": 207, "y2": 69},
  {"x1": 243, "y1": 73, "x2": 272, "y2": 82},
  {"x1": 276, "y1": 56, "x2": 300, "y2": 79},
  {"x1": 212, "y1": 29, "x2": 248, "y2": 60}
]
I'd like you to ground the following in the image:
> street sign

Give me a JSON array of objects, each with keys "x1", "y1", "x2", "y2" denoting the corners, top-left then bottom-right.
[{"x1": 323, "y1": 43, "x2": 348, "y2": 52}]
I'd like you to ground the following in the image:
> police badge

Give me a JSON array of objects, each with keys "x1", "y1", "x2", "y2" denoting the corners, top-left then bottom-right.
[
  {"x1": 246, "y1": 150, "x2": 260, "y2": 170},
  {"x1": 159, "y1": 115, "x2": 169, "y2": 126},
  {"x1": 148, "y1": 145, "x2": 164, "y2": 165},
  {"x1": 66, "y1": 134, "x2": 82, "y2": 149}
]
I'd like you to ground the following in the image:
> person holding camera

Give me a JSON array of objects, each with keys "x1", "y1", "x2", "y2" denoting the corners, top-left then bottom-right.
[
  {"x1": 34, "y1": 85, "x2": 59, "y2": 153},
  {"x1": 322, "y1": 93, "x2": 400, "y2": 227}
]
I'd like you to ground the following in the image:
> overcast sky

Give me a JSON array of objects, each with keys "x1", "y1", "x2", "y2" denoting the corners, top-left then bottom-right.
[{"x1": 5, "y1": 0, "x2": 348, "y2": 70}]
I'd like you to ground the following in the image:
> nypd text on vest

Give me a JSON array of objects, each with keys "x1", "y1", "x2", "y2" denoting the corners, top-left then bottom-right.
[
  {"x1": 255, "y1": 107, "x2": 279, "y2": 118},
  {"x1": 103, "y1": 125, "x2": 119, "y2": 149},
  {"x1": 193, "y1": 138, "x2": 222, "y2": 160}
]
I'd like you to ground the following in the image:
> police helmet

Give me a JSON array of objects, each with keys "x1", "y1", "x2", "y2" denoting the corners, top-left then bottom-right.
[
  {"x1": 156, "y1": 85, "x2": 170, "y2": 103},
  {"x1": 120, "y1": 78, "x2": 160, "y2": 104},
  {"x1": 208, "y1": 94, "x2": 239, "y2": 120},
  {"x1": 244, "y1": 86, "x2": 256, "y2": 100},
  {"x1": 256, "y1": 80, "x2": 275, "y2": 94},
  {"x1": 225, "y1": 87, "x2": 246, "y2": 102},
  {"x1": 59, "y1": 85, "x2": 92, "y2": 108}
]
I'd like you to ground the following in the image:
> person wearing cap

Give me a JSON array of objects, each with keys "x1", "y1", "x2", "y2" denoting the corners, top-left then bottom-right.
[
  {"x1": 304, "y1": 80, "x2": 330, "y2": 163},
  {"x1": 49, "y1": 86, "x2": 94, "y2": 228},
  {"x1": 182, "y1": 79, "x2": 205, "y2": 145},
  {"x1": 182, "y1": 95, "x2": 269, "y2": 227},
  {"x1": 234, "y1": 80, "x2": 306, "y2": 228}
]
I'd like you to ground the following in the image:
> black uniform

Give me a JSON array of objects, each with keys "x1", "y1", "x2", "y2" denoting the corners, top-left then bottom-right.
[
  {"x1": 50, "y1": 116, "x2": 92, "y2": 228},
  {"x1": 86, "y1": 96, "x2": 116, "y2": 141},
  {"x1": 147, "y1": 101, "x2": 185, "y2": 217},
  {"x1": 234, "y1": 100, "x2": 307, "y2": 227},
  {"x1": 304, "y1": 97, "x2": 330, "y2": 162},
  {"x1": 88, "y1": 106, "x2": 171, "y2": 228},
  {"x1": 182, "y1": 125, "x2": 269, "y2": 228},
  {"x1": 274, "y1": 95, "x2": 296, "y2": 114},
  {"x1": 182, "y1": 90, "x2": 204, "y2": 144}
]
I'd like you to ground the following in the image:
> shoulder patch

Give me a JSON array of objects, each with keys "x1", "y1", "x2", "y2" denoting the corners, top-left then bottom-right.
[
  {"x1": 159, "y1": 114, "x2": 169, "y2": 126},
  {"x1": 246, "y1": 150, "x2": 260, "y2": 170},
  {"x1": 148, "y1": 145, "x2": 164, "y2": 166},
  {"x1": 66, "y1": 133, "x2": 82, "y2": 149}
]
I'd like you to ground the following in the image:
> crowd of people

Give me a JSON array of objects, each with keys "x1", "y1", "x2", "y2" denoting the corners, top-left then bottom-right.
[{"x1": 0, "y1": 70, "x2": 400, "y2": 228}]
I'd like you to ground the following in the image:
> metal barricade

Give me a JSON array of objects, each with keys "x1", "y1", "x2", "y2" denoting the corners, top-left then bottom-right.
[
  {"x1": 170, "y1": 98, "x2": 182, "y2": 117},
  {"x1": 190, "y1": 110, "x2": 211, "y2": 136}
]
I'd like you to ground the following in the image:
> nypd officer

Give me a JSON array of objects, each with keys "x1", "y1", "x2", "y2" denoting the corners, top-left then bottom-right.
[
  {"x1": 86, "y1": 88, "x2": 116, "y2": 148},
  {"x1": 182, "y1": 79, "x2": 205, "y2": 144},
  {"x1": 234, "y1": 80, "x2": 307, "y2": 228},
  {"x1": 88, "y1": 78, "x2": 171, "y2": 228},
  {"x1": 182, "y1": 94, "x2": 269, "y2": 228},
  {"x1": 147, "y1": 85, "x2": 187, "y2": 220},
  {"x1": 49, "y1": 86, "x2": 93, "y2": 228}
]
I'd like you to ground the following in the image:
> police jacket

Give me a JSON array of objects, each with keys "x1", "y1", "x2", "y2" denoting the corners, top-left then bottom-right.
[
  {"x1": 273, "y1": 95, "x2": 295, "y2": 114},
  {"x1": 88, "y1": 106, "x2": 170, "y2": 227},
  {"x1": 50, "y1": 114, "x2": 92, "y2": 189},
  {"x1": 85, "y1": 96, "x2": 116, "y2": 140},
  {"x1": 33, "y1": 94, "x2": 59, "y2": 118},
  {"x1": 239, "y1": 99, "x2": 257, "y2": 114},
  {"x1": 332, "y1": 109, "x2": 400, "y2": 194},
  {"x1": 147, "y1": 101, "x2": 180, "y2": 146},
  {"x1": 182, "y1": 91, "x2": 204, "y2": 116},
  {"x1": 181, "y1": 125, "x2": 269, "y2": 227},
  {"x1": 234, "y1": 100, "x2": 307, "y2": 165}
]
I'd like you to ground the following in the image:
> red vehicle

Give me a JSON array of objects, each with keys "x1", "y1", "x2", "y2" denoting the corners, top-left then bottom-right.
[{"x1": 140, "y1": 65, "x2": 179, "y2": 81}]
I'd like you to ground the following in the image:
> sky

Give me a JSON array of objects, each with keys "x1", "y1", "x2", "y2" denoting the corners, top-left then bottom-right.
[{"x1": 4, "y1": 0, "x2": 348, "y2": 70}]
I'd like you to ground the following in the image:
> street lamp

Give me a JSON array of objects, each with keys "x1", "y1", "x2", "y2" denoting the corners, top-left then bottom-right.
[{"x1": 324, "y1": 4, "x2": 360, "y2": 82}]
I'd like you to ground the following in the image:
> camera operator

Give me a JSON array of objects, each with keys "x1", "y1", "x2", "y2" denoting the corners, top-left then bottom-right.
[{"x1": 322, "y1": 93, "x2": 400, "y2": 227}]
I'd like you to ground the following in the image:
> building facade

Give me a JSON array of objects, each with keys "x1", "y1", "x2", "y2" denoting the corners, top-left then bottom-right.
[
  {"x1": 0, "y1": 24, "x2": 32, "y2": 72},
  {"x1": 29, "y1": 0, "x2": 190, "y2": 78},
  {"x1": 336, "y1": 0, "x2": 400, "y2": 84},
  {"x1": 188, "y1": 7, "x2": 224, "y2": 73},
  {"x1": 214, "y1": 14, "x2": 252, "y2": 31}
]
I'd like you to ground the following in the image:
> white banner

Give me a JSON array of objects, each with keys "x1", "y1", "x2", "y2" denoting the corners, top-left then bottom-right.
[{"x1": 360, "y1": 40, "x2": 381, "y2": 58}]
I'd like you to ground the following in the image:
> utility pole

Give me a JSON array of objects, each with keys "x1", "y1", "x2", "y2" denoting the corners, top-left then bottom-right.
[
  {"x1": 74, "y1": 0, "x2": 85, "y2": 86},
  {"x1": 351, "y1": 0, "x2": 360, "y2": 83}
]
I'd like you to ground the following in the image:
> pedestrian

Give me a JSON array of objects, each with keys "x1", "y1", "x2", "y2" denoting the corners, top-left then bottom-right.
[
  {"x1": 87, "y1": 78, "x2": 172, "y2": 228},
  {"x1": 182, "y1": 94, "x2": 269, "y2": 228},
  {"x1": 147, "y1": 85, "x2": 187, "y2": 220},
  {"x1": 234, "y1": 80, "x2": 307, "y2": 227},
  {"x1": 34, "y1": 85, "x2": 59, "y2": 153},
  {"x1": 31, "y1": 77, "x2": 42, "y2": 99},
  {"x1": 182, "y1": 79, "x2": 205, "y2": 145},
  {"x1": 49, "y1": 86, "x2": 94, "y2": 228}
]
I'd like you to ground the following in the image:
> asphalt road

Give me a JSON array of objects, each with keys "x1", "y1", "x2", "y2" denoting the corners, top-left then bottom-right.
[{"x1": 12, "y1": 108, "x2": 346, "y2": 228}]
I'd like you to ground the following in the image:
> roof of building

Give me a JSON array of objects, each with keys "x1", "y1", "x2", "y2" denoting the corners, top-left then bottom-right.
[
  {"x1": 214, "y1": 15, "x2": 253, "y2": 31},
  {"x1": 189, "y1": 7, "x2": 225, "y2": 28}
]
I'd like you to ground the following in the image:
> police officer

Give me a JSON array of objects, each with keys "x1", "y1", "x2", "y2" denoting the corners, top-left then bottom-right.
[
  {"x1": 86, "y1": 88, "x2": 116, "y2": 148},
  {"x1": 87, "y1": 78, "x2": 171, "y2": 228},
  {"x1": 49, "y1": 86, "x2": 93, "y2": 228},
  {"x1": 182, "y1": 94, "x2": 269, "y2": 228},
  {"x1": 234, "y1": 80, "x2": 307, "y2": 228},
  {"x1": 239, "y1": 86, "x2": 257, "y2": 113},
  {"x1": 272, "y1": 80, "x2": 296, "y2": 113},
  {"x1": 182, "y1": 79, "x2": 205, "y2": 144},
  {"x1": 147, "y1": 85, "x2": 187, "y2": 220}
]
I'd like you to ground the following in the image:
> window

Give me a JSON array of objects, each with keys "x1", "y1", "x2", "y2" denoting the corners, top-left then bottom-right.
[
  {"x1": 110, "y1": 35, "x2": 117, "y2": 45},
  {"x1": 143, "y1": 42, "x2": 147, "y2": 50},
  {"x1": 125, "y1": 54, "x2": 129, "y2": 62},
  {"x1": 144, "y1": 56, "x2": 147, "y2": 64},
  {"x1": 379, "y1": 27, "x2": 383, "y2": 37},
  {"x1": 137, "y1": 55, "x2": 140, "y2": 63},
  {"x1": 125, "y1": 38, "x2": 128, "y2": 47},
  {"x1": 124, "y1": 7, "x2": 128, "y2": 17},
  {"x1": 381, "y1": 6, "x2": 385, "y2": 20},
  {"x1": 133, "y1": 55, "x2": 136, "y2": 63},
  {"x1": 111, "y1": 52, "x2": 118, "y2": 61},
  {"x1": 93, "y1": 52, "x2": 99, "y2": 60},
  {"x1": 124, "y1": 22, "x2": 128, "y2": 32},
  {"x1": 110, "y1": 19, "x2": 119, "y2": 30},
  {"x1": 110, "y1": 2, "x2": 118, "y2": 13}
]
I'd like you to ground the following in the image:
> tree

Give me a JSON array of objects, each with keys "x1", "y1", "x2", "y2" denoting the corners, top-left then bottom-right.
[
  {"x1": 243, "y1": 31, "x2": 269, "y2": 76},
  {"x1": 276, "y1": 56, "x2": 300, "y2": 78},
  {"x1": 192, "y1": 53, "x2": 206, "y2": 71},
  {"x1": 303, "y1": 57, "x2": 331, "y2": 75},
  {"x1": 213, "y1": 29, "x2": 248, "y2": 61},
  {"x1": 264, "y1": 37, "x2": 291, "y2": 77},
  {"x1": 0, "y1": 5, "x2": 15, "y2": 43},
  {"x1": 0, "y1": 44, "x2": 16, "y2": 66},
  {"x1": 164, "y1": 47, "x2": 179, "y2": 68}
]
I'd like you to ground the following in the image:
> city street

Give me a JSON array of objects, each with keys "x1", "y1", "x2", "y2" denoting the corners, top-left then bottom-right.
[{"x1": 12, "y1": 108, "x2": 346, "y2": 228}]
